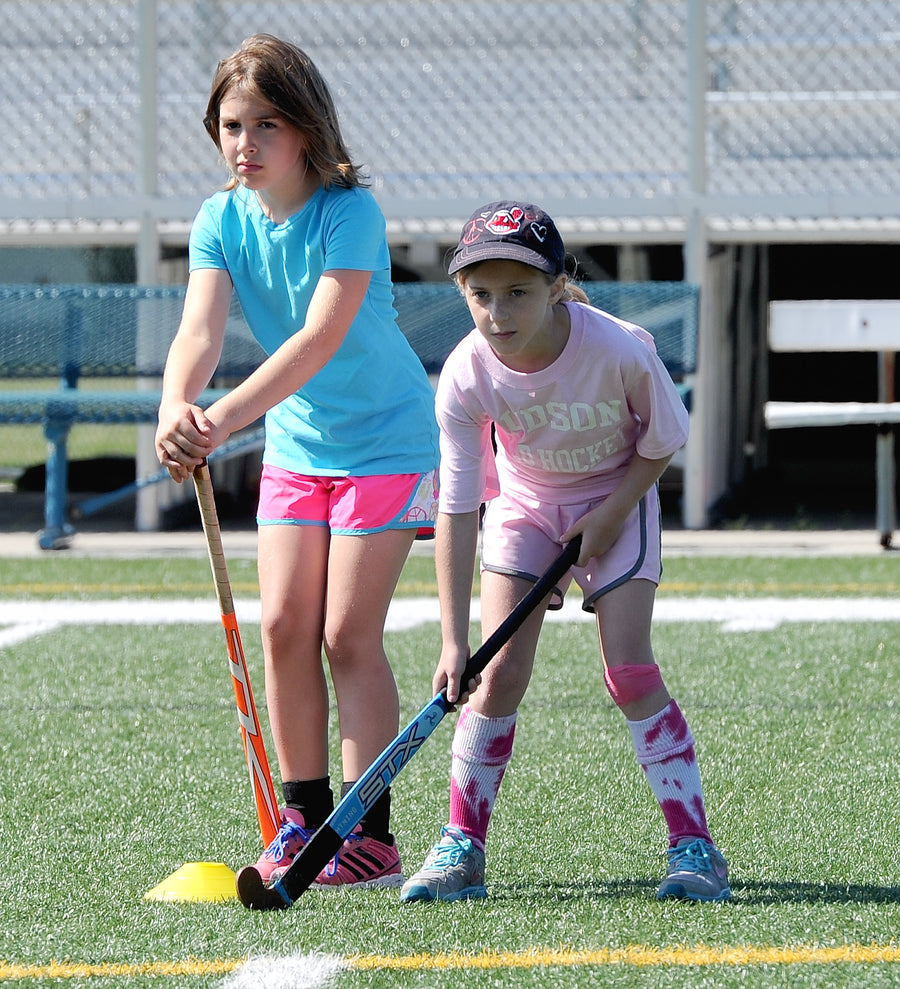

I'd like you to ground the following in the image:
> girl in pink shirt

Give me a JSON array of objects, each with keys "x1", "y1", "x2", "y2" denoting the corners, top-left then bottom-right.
[{"x1": 400, "y1": 201, "x2": 730, "y2": 904}]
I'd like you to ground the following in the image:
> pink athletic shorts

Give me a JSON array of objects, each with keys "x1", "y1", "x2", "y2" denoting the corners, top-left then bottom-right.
[
  {"x1": 480, "y1": 484, "x2": 662, "y2": 612},
  {"x1": 257, "y1": 464, "x2": 439, "y2": 537}
]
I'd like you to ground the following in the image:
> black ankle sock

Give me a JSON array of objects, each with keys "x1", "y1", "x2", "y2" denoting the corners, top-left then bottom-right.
[
  {"x1": 341, "y1": 781, "x2": 392, "y2": 843},
  {"x1": 282, "y1": 777, "x2": 334, "y2": 830}
]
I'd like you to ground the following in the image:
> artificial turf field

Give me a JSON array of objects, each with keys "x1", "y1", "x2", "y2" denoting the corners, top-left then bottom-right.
[{"x1": 0, "y1": 550, "x2": 898, "y2": 988}]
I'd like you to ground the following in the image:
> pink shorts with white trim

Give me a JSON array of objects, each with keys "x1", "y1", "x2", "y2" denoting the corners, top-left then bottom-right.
[
  {"x1": 257, "y1": 464, "x2": 439, "y2": 537},
  {"x1": 480, "y1": 484, "x2": 662, "y2": 611}
]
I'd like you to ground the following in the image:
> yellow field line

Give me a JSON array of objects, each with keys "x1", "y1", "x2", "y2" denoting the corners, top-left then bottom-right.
[
  {"x1": 2, "y1": 943, "x2": 899, "y2": 980},
  {"x1": 350, "y1": 943, "x2": 900, "y2": 969},
  {"x1": 0, "y1": 583, "x2": 261, "y2": 596},
  {"x1": 0, "y1": 958, "x2": 237, "y2": 980},
  {"x1": 663, "y1": 582, "x2": 900, "y2": 595}
]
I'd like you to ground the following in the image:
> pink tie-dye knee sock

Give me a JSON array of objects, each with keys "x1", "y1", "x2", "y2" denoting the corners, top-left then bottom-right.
[
  {"x1": 448, "y1": 707, "x2": 517, "y2": 851},
  {"x1": 627, "y1": 700, "x2": 712, "y2": 847}
]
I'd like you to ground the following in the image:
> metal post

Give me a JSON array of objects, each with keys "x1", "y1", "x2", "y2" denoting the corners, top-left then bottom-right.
[
  {"x1": 876, "y1": 351, "x2": 896, "y2": 548},
  {"x1": 137, "y1": 0, "x2": 159, "y2": 284},
  {"x1": 683, "y1": 0, "x2": 710, "y2": 529},
  {"x1": 136, "y1": 0, "x2": 166, "y2": 531},
  {"x1": 39, "y1": 421, "x2": 75, "y2": 549}
]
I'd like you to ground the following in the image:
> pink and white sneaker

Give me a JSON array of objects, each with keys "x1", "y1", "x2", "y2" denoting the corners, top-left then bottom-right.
[
  {"x1": 313, "y1": 828, "x2": 404, "y2": 889},
  {"x1": 252, "y1": 808, "x2": 313, "y2": 883}
]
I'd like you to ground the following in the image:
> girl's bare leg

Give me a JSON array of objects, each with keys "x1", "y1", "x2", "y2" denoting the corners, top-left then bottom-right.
[
  {"x1": 257, "y1": 523, "x2": 331, "y2": 782},
  {"x1": 594, "y1": 578, "x2": 670, "y2": 720},
  {"x1": 468, "y1": 570, "x2": 550, "y2": 718},
  {"x1": 323, "y1": 528, "x2": 415, "y2": 778}
]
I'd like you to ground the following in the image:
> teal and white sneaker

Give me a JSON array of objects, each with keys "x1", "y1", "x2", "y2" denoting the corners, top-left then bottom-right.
[
  {"x1": 400, "y1": 826, "x2": 487, "y2": 903},
  {"x1": 657, "y1": 837, "x2": 732, "y2": 902}
]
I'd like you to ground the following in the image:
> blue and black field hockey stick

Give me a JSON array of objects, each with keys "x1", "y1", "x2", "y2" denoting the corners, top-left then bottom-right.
[{"x1": 235, "y1": 534, "x2": 582, "y2": 909}]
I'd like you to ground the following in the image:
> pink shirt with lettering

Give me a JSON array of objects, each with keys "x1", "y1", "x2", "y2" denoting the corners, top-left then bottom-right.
[{"x1": 436, "y1": 301, "x2": 690, "y2": 513}]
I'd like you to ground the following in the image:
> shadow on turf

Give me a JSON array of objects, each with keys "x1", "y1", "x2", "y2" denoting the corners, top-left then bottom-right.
[
  {"x1": 494, "y1": 879, "x2": 657, "y2": 902},
  {"x1": 494, "y1": 879, "x2": 900, "y2": 905},
  {"x1": 735, "y1": 880, "x2": 900, "y2": 905}
]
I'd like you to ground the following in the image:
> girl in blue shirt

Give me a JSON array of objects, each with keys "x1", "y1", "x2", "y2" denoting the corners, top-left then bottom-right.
[{"x1": 156, "y1": 34, "x2": 439, "y2": 890}]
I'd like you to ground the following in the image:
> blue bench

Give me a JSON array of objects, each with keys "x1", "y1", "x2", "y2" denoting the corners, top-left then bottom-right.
[
  {"x1": 0, "y1": 281, "x2": 697, "y2": 549},
  {"x1": 0, "y1": 284, "x2": 264, "y2": 548}
]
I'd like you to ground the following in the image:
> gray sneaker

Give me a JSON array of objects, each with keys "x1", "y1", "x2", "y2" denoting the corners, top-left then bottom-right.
[
  {"x1": 657, "y1": 837, "x2": 732, "y2": 902},
  {"x1": 400, "y1": 826, "x2": 487, "y2": 903}
]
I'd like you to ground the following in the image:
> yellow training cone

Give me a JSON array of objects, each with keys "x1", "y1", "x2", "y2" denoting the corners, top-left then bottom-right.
[{"x1": 144, "y1": 861, "x2": 238, "y2": 903}]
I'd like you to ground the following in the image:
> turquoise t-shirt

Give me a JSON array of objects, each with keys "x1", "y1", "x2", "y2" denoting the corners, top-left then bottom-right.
[{"x1": 189, "y1": 183, "x2": 439, "y2": 476}]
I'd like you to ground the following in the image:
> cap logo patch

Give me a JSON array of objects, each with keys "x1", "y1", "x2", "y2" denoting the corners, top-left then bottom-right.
[{"x1": 484, "y1": 206, "x2": 524, "y2": 236}]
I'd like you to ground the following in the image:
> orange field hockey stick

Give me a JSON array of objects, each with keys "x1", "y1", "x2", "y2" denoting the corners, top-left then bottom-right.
[{"x1": 193, "y1": 461, "x2": 280, "y2": 848}]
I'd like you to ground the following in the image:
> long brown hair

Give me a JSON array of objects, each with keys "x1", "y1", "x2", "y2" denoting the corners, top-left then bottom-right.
[{"x1": 203, "y1": 34, "x2": 366, "y2": 189}]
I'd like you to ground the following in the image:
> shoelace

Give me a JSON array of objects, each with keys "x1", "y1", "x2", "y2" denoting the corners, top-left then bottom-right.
[
  {"x1": 666, "y1": 839, "x2": 712, "y2": 873},
  {"x1": 428, "y1": 827, "x2": 474, "y2": 868},
  {"x1": 265, "y1": 820, "x2": 312, "y2": 860},
  {"x1": 324, "y1": 830, "x2": 363, "y2": 877}
]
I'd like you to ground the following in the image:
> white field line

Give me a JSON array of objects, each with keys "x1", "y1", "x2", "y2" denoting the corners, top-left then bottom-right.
[
  {"x1": 0, "y1": 596, "x2": 899, "y2": 648},
  {"x1": 217, "y1": 952, "x2": 345, "y2": 989}
]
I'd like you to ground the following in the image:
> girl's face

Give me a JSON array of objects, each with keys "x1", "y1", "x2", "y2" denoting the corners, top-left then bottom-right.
[
  {"x1": 217, "y1": 88, "x2": 308, "y2": 198},
  {"x1": 461, "y1": 260, "x2": 568, "y2": 372}
]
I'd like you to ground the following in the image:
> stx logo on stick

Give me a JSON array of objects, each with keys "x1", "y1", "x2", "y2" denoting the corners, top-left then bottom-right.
[{"x1": 357, "y1": 705, "x2": 446, "y2": 809}]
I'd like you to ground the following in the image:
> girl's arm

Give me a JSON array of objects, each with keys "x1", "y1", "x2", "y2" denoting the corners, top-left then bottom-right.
[
  {"x1": 156, "y1": 268, "x2": 233, "y2": 480},
  {"x1": 433, "y1": 509, "x2": 481, "y2": 704},
  {"x1": 561, "y1": 452, "x2": 674, "y2": 567},
  {"x1": 157, "y1": 267, "x2": 370, "y2": 480},
  {"x1": 202, "y1": 268, "x2": 370, "y2": 441}
]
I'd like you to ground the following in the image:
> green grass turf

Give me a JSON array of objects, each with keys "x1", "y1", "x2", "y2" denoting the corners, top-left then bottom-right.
[
  {"x1": 1, "y1": 551, "x2": 900, "y2": 600},
  {"x1": 0, "y1": 555, "x2": 897, "y2": 987}
]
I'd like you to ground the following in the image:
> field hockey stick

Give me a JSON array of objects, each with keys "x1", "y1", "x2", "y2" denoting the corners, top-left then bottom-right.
[
  {"x1": 193, "y1": 461, "x2": 281, "y2": 849},
  {"x1": 236, "y1": 534, "x2": 582, "y2": 909}
]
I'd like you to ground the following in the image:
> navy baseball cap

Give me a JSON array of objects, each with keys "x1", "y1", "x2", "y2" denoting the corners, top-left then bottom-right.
[{"x1": 447, "y1": 201, "x2": 566, "y2": 276}]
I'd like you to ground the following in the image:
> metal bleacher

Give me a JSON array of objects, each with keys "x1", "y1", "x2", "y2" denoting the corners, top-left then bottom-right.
[{"x1": 5, "y1": 1, "x2": 899, "y2": 233}]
